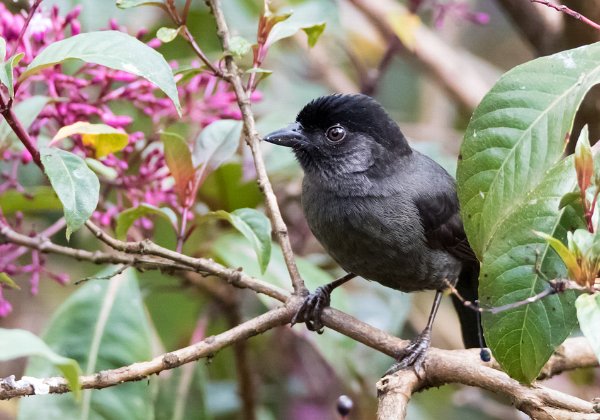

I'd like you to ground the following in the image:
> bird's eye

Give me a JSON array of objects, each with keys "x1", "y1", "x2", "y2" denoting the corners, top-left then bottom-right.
[{"x1": 326, "y1": 125, "x2": 346, "y2": 142}]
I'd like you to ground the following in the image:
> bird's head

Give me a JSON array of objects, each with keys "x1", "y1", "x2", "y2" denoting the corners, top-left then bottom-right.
[{"x1": 263, "y1": 94, "x2": 412, "y2": 180}]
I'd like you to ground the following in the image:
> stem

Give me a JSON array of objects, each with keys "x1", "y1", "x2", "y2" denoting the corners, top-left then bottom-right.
[
  {"x1": 181, "y1": 0, "x2": 192, "y2": 24},
  {"x1": 8, "y1": 0, "x2": 44, "y2": 58},
  {"x1": 176, "y1": 205, "x2": 189, "y2": 253},
  {"x1": 207, "y1": 0, "x2": 306, "y2": 294},
  {"x1": 180, "y1": 26, "x2": 223, "y2": 77},
  {"x1": 530, "y1": 0, "x2": 600, "y2": 31},
  {"x1": 0, "y1": 96, "x2": 42, "y2": 169},
  {"x1": 162, "y1": 0, "x2": 222, "y2": 77}
]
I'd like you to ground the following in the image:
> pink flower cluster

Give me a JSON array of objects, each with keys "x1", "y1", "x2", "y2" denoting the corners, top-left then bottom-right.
[{"x1": 0, "y1": 4, "x2": 256, "y2": 316}]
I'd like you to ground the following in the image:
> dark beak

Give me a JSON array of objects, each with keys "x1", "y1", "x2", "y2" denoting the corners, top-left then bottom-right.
[{"x1": 263, "y1": 123, "x2": 308, "y2": 148}]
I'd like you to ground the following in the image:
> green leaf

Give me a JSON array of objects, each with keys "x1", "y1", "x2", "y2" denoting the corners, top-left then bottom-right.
[
  {"x1": 265, "y1": 6, "x2": 326, "y2": 48},
  {"x1": 174, "y1": 66, "x2": 206, "y2": 84},
  {"x1": 115, "y1": 204, "x2": 176, "y2": 240},
  {"x1": 227, "y1": 36, "x2": 252, "y2": 59},
  {"x1": 85, "y1": 158, "x2": 118, "y2": 180},
  {"x1": 157, "y1": 27, "x2": 180, "y2": 43},
  {"x1": 480, "y1": 157, "x2": 582, "y2": 383},
  {"x1": 302, "y1": 23, "x2": 326, "y2": 48},
  {"x1": 0, "y1": 96, "x2": 50, "y2": 145},
  {"x1": 0, "y1": 329, "x2": 81, "y2": 399},
  {"x1": 116, "y1": 0, "x2": 165, "y2": 9},
  {"x1": 0, "y1": 272, "x2": 20, "y2": 290},
  {"x1": 199, "y1": 163, "x2": 263, "y2": 212},
  {"x1": 40, "y1": 147, "x2": 100, "y2": 240},
  {"x1": 245, "y1": 67, "x2": 272, "y2": 84},
  {"x1": 0, "y1": 186, "x2": 62, "y2": 215},
  {"x1": 202, "y1": 208, "x2": 272, "y2": 273},
  {"x1": 0, "y1": 53, "x2": 24, "y2": 98},
  {"x1": 19, "y1": 269, "x2": 154, "y2": 420},
  {"x1": 192, "y1": 119, "x2": 243, "y2": 170},
  {"x1": 575, "y1": 293, "x2": 600, "y2": 364},
  {"x1": 457, "y1": 43, "x2": 600, "y2": 258},
  {"x1": 558, "y1": 191, "x2": 581, "y2": 209},
  {"x1": 52, "y1": 121, "x2": 129, "y2": 158},
  {"x1": 161, "y1": 131, "x2": 194, "y2": 202},
  {"x1": 21, "y1": 31, "x2": 181, "y2": 115}
]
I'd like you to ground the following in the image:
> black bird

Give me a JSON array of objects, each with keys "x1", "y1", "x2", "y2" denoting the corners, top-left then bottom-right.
[{"x1": 263, "y1": 94, "x2": 483, "y2": 374}]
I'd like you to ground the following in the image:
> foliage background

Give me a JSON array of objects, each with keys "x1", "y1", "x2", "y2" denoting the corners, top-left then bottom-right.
[{"x1": 0, "y1": 0, "x2": 598, "y2": 419}]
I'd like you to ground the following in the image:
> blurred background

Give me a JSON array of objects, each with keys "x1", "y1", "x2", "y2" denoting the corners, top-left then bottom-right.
[{"x1": 1, "y1": 0, "x2": 599, "y2": 419}]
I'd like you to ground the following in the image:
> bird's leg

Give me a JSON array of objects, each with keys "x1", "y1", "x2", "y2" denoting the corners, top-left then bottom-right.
[
  {"x1": 291, "y1": 272, "x2": 356, "y2": 334},
  {"x1": 384, "y1": 290, "x2": 443, "y2": 377}
]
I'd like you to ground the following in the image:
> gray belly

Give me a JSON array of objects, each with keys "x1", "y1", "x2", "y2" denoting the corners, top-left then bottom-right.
[{"x1": 302, "y1": 188, "x2": 462, "y2": 292}]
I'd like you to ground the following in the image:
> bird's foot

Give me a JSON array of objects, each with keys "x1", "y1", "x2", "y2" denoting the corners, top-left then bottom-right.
[
  {"x1": 384, "y1": 329, "x2": 432, "y2": 378},
  {"x1": 290, "y1": 285, "x2": 332, "y2": 334}
]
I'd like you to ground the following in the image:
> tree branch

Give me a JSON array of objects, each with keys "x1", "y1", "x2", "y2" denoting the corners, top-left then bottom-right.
[
  {"x1": 1, "y1": 299, "x2": 597, "y2": 420},
  {"x1": 206, "y1": 0, "x2": 306, "y2": 295},
  {"x1": 0, "y1": 306, "x2": 292, "y2": 399}
]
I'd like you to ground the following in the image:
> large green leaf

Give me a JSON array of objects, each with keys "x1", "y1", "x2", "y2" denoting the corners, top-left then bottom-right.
[
  {"x1": 457, "y1": 43, "x2": 600, "y2": 258},
  {"x1": 202, "y1": 208, "x2": 272, "y2": 273},
  {"x1": 21, "y1": 31, "x2": 181, "y2": 115},
  {"x1": 575, "y1": 293, "x2": 600, "y2": 364},
  {"x1": 0, "y1": 329, "x2": 81, "y2": 399},
  {"x1": 40, "y1": 147, "x2": 99, "y2": 240},
  {"x1": 480, "y1": 157, "x2": 582, "y2": 383},
  {"x1": 19, "y1": 269, "x2": 154, "y2": 420}
]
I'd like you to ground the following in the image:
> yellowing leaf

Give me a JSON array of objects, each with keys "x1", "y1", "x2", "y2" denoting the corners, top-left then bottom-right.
[
  {"x1": 534, "y1": 231, "x2": 583, "y2": 284},
  {"x1": 387, "y1": 12, "x2": 421, "y2": 52},
  {"x1": 575, "y1": 125, "x2": 593, "y2": 197},
  {"x1": 52, "y1": 122, "x2": 128, "y2": 158},
  {"x1": 157, "y1": 27, "x2": 180, "y2": 43}
]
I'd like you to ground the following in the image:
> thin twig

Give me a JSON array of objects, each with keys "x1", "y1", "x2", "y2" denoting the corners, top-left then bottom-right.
[
  {"x1": 0, "y1": 221, "x2": 290, "y2": 301},
  {"x1": 8, "y1": 0, "x2": 44, "y2": 58},
  {"x1": 531, "y1": 0, "x2": 600, "y2": 32},
  {"x1": 74, "y1": 264, "x2": 131, "y2": 285},
  {"x1": 206, "y1": 0, "x2": 306, "y2": 295},
  {"x1": 84, "y1": 220, "x2": 290, "y2": 302}
]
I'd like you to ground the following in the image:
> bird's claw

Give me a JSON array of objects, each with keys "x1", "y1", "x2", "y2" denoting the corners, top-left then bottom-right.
[
  {"x1": 383, "y1": 330, "x2": 432, "y2": 378},
  {"x1": 290, "y1": 286, "x2": 332, "y2": 334}
]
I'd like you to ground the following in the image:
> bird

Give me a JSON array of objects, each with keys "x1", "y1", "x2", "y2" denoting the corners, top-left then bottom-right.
[{"x1": 263, "y1": 93, "x2": 484, "y2": 375}]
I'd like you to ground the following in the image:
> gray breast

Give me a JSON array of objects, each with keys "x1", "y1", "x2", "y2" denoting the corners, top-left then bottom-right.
[{"x1": 301, "y1": 181, "x2": 462, "y2": 292}]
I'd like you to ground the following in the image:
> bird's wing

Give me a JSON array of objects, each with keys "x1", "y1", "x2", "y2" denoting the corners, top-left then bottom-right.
[{"x1": 414, "y1": 190, "x2": 477, "y2": 262}]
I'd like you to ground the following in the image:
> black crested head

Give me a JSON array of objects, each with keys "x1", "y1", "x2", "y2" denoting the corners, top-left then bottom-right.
[
  {"x1": 264, "y1": 94, "x2": 411, "y2": 180},
  {"x1": 297, "y1": 94, "x2": 410, "y2": 151}
]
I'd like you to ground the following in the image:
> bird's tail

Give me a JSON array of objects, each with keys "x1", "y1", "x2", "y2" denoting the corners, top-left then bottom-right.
[{"x1": 451, "y1": 263, "x2": 485, "y2": 348}]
